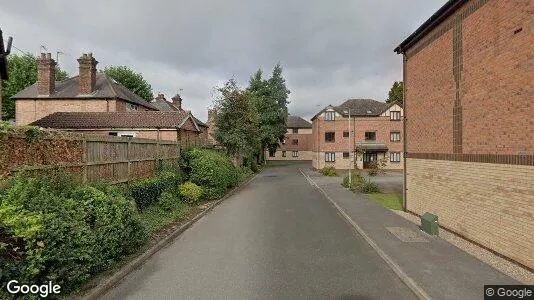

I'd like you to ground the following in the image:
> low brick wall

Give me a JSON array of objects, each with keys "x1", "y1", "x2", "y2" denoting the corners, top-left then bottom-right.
[{"x1": 406, "y1": 158, "x2": 534, "y2": 270}]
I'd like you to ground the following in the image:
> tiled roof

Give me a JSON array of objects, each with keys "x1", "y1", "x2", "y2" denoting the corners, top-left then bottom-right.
[
  {"x1": 312, "y1": 99, "x2": 396, "y2": 120},
  {"x1": 11, "y1": 73, "x2": 159, "y2": 110},
  {"x1": 31, "y1": 111, "x2": 198, "y2": 130},
  {"x1": 151, "y1": 97, "x2": 207, "y2": 127},
  {"x1": 286, "y1": 115, "x2": 312, "y2": 128}
]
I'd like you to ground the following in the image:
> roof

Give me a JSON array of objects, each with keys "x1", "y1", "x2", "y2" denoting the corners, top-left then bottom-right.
[
  {"x1": 11, "y1": 73, "x2": 159, "y2": 110},
  {"x1": 355, "y1": 142, "x2": 389, "y2": 151},
  {"x1": 31, "y1": 111, "x2": 199, "y2": 131},
  {"x1": 152, "y1": 97, "x2": 207, "y2": 127},
  {"x1": 286, "y1": 115, "x2": 311, "y2": 128},
  {"x1": 394, "y1": 0, "x2": 466, "y2": 54},
  {"x1": 312, "y1": 99, "x2": 397, "y2": 120}
]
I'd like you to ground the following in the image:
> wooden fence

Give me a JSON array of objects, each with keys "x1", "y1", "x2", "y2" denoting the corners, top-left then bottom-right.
[{"x1": 5, "y1": 134, "x2": 215, "y2": 184}]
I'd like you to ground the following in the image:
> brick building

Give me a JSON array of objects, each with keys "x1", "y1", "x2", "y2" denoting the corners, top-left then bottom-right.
[
  {"x1": 395, "y1": 0, "x2": 533, "y2": 270},
  {"x1": 311, "y1": 99, "x2": 403, "y2": 170},
  {"x1": 13, "y1": 53, "x2": 159, "y2": 125},
  {"x1": 266, "y1": 115, "x2": 313, "y2": 161}
]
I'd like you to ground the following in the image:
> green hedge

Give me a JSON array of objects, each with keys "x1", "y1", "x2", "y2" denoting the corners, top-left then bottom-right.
[
  {"x1": 180, "y1": 148, "x2": 240, "y2": 200},
  {"x1": 0, "y1": 172, "x2": 147, "y2": 294},
  {"x1": 319, "y1": 166, "x2": 338, "y2": 176},
  {"x1": 129, "y1": 171, "x2": 181, "y2": 211},
  {"x1": 179, "y1": 182, "x2": 203, "y2": 204}
]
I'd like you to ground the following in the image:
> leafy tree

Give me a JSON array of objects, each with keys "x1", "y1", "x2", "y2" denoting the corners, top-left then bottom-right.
[
  {"x1": 104, "y1": 66, "x2": 153, "y2": 101},
  {"x1": 387, "y1": 81, "x2": 403, "y2": 105},
  {"x1": 1, "y1": 54, "x2": 71, "y2": 120},
  {"x1": 214, "y1": 79, "x2": 260, "y2": 160}
]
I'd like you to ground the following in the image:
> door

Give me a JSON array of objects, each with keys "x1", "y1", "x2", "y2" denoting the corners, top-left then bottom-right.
[{"x1": 362, "y1": 152, "x2": 377, "y2": 169}]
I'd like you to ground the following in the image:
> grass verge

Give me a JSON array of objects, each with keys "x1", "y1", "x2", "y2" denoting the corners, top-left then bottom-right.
[{"x1": 365, "y1": 193, "x2": 403, "y2": 210}]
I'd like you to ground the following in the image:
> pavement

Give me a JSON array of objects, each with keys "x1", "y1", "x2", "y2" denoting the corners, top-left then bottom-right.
[
  {"x1": 303, "y1": 168, "x2": 519, "y2": 300},
  {"x1": 100, "y1": 163, "x2": 517, "y2": 300},
  {"x1": 101, "y1": 163, "x2": 416, "y2": 299}
]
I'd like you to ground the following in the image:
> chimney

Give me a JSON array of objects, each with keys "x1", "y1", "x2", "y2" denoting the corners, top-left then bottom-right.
[
  {"x1": 155, "y1": 93, "x2": 166, "y2": 102},
  {"x1": 171, "y1": 94, "x2": 182, "y2": 110},
  {"x1": 37, "y1": 53, "x2": 56, "y2": 95},
  {"x1": 77, "y1": 53, "x2": 98, "y2": 94}
]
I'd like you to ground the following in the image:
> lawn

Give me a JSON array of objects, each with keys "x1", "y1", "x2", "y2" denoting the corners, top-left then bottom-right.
[{"x1": 365, "y1": 193, "x2": 404, "y2": 210}]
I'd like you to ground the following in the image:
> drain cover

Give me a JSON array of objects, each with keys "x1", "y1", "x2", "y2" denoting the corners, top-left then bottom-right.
[
  {"x1": 263, "y1": 175, "x2": 278, "y2": 177},
  {"x1": 386, "y1": 227, "x2": 429, "y2": 243}
]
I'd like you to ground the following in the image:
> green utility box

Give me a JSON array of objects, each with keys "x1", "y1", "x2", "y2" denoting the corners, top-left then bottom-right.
[{"x1": 421, "y1": 212, "x2": 439, "y2": 236}]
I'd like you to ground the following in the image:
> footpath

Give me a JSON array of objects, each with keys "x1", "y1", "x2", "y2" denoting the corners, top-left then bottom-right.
[{"x1": 301, "y1": 169, "x2": 518, "y2": 300}]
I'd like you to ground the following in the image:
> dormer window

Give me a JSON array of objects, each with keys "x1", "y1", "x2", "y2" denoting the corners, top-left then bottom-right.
[{"x1": 324, "y1": 111, "x2": 335, "y2": 121}]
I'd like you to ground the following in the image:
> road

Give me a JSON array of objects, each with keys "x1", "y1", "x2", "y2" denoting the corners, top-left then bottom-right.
[{"x1": 101, "y1": 163, "x2": 415, "y2": 299}]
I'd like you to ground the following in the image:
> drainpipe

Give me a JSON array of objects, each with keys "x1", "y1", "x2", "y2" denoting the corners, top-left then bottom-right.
[{"x1": 402, "y1": 53, "x2": 408, "y2": 212}]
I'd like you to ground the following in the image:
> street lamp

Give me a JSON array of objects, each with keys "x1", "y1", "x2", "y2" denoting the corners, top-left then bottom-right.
[{"x1": 344, "y1": 108, "x2": 352, "y2": 186}]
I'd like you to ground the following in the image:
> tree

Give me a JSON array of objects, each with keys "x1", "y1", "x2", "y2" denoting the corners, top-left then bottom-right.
[
  {"x1": 103, "y1": 66, "x2": 153, "y2": 101},
  {"x1": 387, "y1": 81, "x2": 403, "y2": 105},
  {"x1": 1, "y1": 54, "x2": 71, "y2": 120},
  {"x1": 214, "y1": 79, "x2": 260, "y2": 160}
]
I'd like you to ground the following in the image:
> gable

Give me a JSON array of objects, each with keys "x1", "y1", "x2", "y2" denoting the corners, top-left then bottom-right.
[
  {"x1": 380, "y1": 103, "x2": 404, "y2": 117},
  {"x1": 180, "y1": 117, "x2": 199, "y2": 132}
]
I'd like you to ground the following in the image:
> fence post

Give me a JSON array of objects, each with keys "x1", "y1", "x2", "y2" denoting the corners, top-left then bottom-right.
[
  {"x1": 82, "y1": 134, "x2": 87, "y2": 183},
  {"x1": 127, "y1": 139, "x2": 131, "y2": 181}
]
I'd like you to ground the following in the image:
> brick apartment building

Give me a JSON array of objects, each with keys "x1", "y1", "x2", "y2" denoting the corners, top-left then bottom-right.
[
  {"x1": 395, "y1": 0, "x2": 533, "y2": 270},
  {"x1": 311, "y1": 99, "x2": 403, "y2": 170},
  {"x1": 266, "y1": 115, "x2": 313, "y2": 161}
]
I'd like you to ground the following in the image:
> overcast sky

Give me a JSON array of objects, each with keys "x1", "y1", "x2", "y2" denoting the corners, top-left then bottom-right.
[{"x1": 1, "y1": 0, "x2": 445, "y2": 121}]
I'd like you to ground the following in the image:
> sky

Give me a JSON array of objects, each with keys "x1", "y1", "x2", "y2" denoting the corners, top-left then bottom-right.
[{"x1": 1, "y1": 0, "x2": 446, "y2": 122}]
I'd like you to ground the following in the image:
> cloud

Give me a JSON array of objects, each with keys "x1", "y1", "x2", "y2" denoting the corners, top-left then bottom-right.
[{"x1": 1, "y1": 0, "x2": 446, "y2": 122}]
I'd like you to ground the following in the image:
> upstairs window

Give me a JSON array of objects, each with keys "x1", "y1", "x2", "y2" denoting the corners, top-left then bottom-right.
[
  {"x1": 390, "y1": 132, "x2": 401, "y2": 142},
  {"x1": 390, "y1": 111, "x2": 401, "y2": 121},
  {"x1": 292, "y1": 139, "x2": 299, "y2": 145},
  {"x1": 365, "y1": 132, "x2": 376, "y2": 141},
  {"x1": 324, "y1": 111, "x2": 335, "y2": 121},
  {"x1": 292, "y1": 128, "x2": 299, "y2": 134},
  {"x1": 325, "y1": 132, "x2": 335, "y2": 143},
  {"x1": 390, "y1": 152, "x2": 401, "y2": 162},
  {"x1": 343, "y1": 131, "x2": 349, "y2": 138}
]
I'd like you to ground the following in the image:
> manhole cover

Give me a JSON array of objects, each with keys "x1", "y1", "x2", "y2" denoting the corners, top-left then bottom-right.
[
  {"x1": 264, "y1": 175, "x2": 278, "y2": 177},
  {"x1": 386, "y1": 227, "x2": 429, "y2": 243}
]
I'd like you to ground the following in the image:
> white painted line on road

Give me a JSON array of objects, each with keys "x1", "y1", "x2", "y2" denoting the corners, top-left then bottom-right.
[{"x1": 298, "y1": 169, "x2": 432, "y2": 300}]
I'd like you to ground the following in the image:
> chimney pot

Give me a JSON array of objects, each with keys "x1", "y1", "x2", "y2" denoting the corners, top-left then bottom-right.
[
  {"x1": 37, "y1": 53, "x2": 56, "y2": 96},
  {"x1": 77, "y1": 52, "x2": 98, "y2": 94}
]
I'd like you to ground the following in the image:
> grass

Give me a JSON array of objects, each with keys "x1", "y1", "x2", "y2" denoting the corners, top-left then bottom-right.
[
  {"x1": 365, "y1": 193, "x2": 404, "y2": 210},
  {"x1": 140, "y1": 202, "x2": 190, "y2": 236}
]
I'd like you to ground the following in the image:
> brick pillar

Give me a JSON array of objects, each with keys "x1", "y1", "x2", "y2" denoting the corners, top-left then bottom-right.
[
  {"x1": 37, "y1": 53, "x2": 56, "y2": 96},
  {"x1": 77, "y1": 53, "x2": 98, "y2": 95}
]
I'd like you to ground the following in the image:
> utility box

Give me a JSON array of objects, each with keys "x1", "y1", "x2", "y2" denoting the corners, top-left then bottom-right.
[{"x1": 421, "y1": 212, "x2": 439, "y2": 236}]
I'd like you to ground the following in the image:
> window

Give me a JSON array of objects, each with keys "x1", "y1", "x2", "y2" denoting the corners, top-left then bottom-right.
[
  {"x1": 343, "y1": 152, "x2": 349, "y2": 159},
  {"x1": 365, "y1": 131, "x2": 376, "y2": 141},
  {"x1": 390, "y1": 152, "x2": 401, "y2": 162},
  {"x1": 325, "y1": 132, "x2": 335, "y2": 142},
  {"x1": 126, "y1": 103, "x2": 139, "y2": 111},
  {"x1": 325, "y1": 152, "x2": 335, "y2": 162},
  {"x1": 343, "y1": 131, "x2": 349, "y2": 138},
  {"x1": 281, "y1": 138, "x2": 286, "y2": 145},
  {"x1": 390, "y1": 111, "x2": 401, "y2": 121},
  {"x1": 292, "y1": 151, "x2": 299, "y2": 157},
  {"x1": 292, "y1": 139, "x2": 299, "y2": 145},
  {"x1": 292, "y1": 128, "x2": 299, "y2": 134},
  {"x1": 324, "y1": 111, "x2": 335, "y2": 121},
  {"x1": 108, "y1": 132, "x2": 118, "y2": 136},
  {"x1": 282, "y1": 151, "x2": 286, "y2": 157},
  {"x1": 390, "y1": 131, "x2": 401, "y2": 142},
  {"x1": 269, "y1": 151, "x2": 275, "y2": 157}
]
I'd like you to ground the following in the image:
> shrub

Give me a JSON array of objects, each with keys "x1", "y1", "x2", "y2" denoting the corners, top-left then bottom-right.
[
  {"x1": 129, "y1": 177, "x2": 165, "y2": 211},
  {"x1": 158, "y1": 191, "x2": 180, "y2": 211},
  {"x1": 356, "y1": 181, "x2": 381, "y2": 193},
  {"x1": 180, "y1": 148, "x2": 239, "y2": 199},
  {"x1": 237, "y1": 166, "x2": 254, "y2": 183},
  {"x1": 0, "y1": 172, "x2": 147, "y2": 294},
  {"x1": 250, "y1": 160, "x2": 260, "y2": 173},
  {"x1": 179, "y1": 182, "x2": 203, "y2": 204},
  {"x1": 319, "y1": 166, "x2": 338, "y2": 176},
  {"x1": 342, "y1": 173, "x2": 365, "y2": 188}
]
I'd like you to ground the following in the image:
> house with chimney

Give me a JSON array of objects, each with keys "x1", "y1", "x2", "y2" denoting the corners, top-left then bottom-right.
[{"x1": 12, "y1": 53, "x2": 202, "y2": 143}]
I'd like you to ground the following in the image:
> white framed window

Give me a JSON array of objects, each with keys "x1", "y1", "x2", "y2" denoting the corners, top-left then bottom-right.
[
  {"x1": 324, "y1": 111, "x2": 335, "y2": 121},
  {"x1": 390, "y1": 152, "x2": 401, "y2": 162},
  {"x1": 292, "y1": 151, "x2": 298, "y2": 157},
  {"x1": 390, "y1": 131, "x2": 401, "y2": 142},
  {"x1": 325, "y1": 152, "x2": 335, "y2": 162},
  {"x1": 390, "y1": 111, "x2": 401, "y2": 121}
]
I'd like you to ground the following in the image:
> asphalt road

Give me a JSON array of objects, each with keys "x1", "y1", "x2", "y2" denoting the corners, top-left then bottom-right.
[{"x1": 101, "y1": 163, "x2": 415, "y2": 300}]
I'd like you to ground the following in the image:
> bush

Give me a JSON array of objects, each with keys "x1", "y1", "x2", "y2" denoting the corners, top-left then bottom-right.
[
  {"x1": 319, "y1": 166, "x2": 338, "y2": 176},
  {"x1": 0, "y1": 172, "x2": 147, "y2": 294},
  {"x1": 180, "y1": 148, "x2": 239, "y2": 199},
  {"x1": 179, "y1": 182, "x2": 203, "y2": 204},
  {"x1": 342, "y1": 173, "x2": 365, "y2": 188},
  {"x1": 356, "y1": 181, "x2": 380, "y2": 193},
  {"x1": 129, "y1": 177, "x2": 165, "y2": 211},
  {"x1": 250, "y1": 161, "x2": 260, "y2": 173},
  {"x1": 238, "y1": 166, "x2": 254, "y2": 183},
  {"x1": 158, "y1": 191, "x2": 180, "y2": 211}
]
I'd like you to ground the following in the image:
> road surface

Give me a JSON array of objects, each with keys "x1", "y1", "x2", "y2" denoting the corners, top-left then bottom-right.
[{"x1": 101, "y1": 163, "x2": 415, "y2": 299}]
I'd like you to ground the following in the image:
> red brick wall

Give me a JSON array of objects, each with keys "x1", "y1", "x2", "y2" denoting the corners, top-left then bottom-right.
[{"x1": 279, "y1": 133, "x2": 313, "y2": 152}]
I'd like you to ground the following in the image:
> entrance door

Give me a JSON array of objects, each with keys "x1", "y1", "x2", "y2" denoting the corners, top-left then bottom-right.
[{"x1": 362, "y1": 152, "x2": 378, "y2": 169}]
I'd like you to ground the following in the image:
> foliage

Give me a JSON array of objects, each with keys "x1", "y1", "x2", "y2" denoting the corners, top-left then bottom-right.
[
  {"x1": 128, "y1": 171, "x2": 180, "y2": 211},
  {"x1": 23, "y1": 126, "x2": 43, "y2": 142},
  {"x1": 213, "y1": 79, "x2": 260, "y2": 160},
  {"x1": 342, "y1": 173, "x2": 379, "y2": 193},
  {"x1": 158, "y1": 191, "x2": 181, "y2": 212},
  {"x1": 342, "y1": 173, "x2": 365, "y2": 189},
  {"x1": 367, "y1": 156, "x2": 388, "y2": 176},
  {"x1": 250, "y1": 160, "x2": 260, "y2": 173},
  {"x1": 365, "y1": 193, "x2": 403, "y2": 210},
  {"x1": 387, "y1": 81, "x2": 403, "y2": 105},
  {"x1": 319, "y1": 166, "x2": 338, "y2": 176},
  {"x1": 1, "y1": 54, "x2": 70, "y2": 120},
  {"x1": 357, "y1": 181, "x2": 381, "y2": 193},
  {"x1": 237, "y1": 166, "x2": 254, "y2": 183},
  {"x1": 0, "y1": 171, "x2": 146, "y2": 294},
  {"x1": 104, "y1": 66, "x2": 154, "y2": 102},
  {"x1": 139, "y1": 195, "x2": 189, "y2": 236},
  {"x1": 180, "y1": 148, "x2": 240, "y2": 200},
  {"x1": 179, "y1": 182, "x2": 203, "y2": 204}
]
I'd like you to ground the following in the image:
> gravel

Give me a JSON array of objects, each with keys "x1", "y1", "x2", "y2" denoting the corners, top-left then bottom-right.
[{"x1": 392, "y1": 210, "x2": 534, "y2": 285}]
